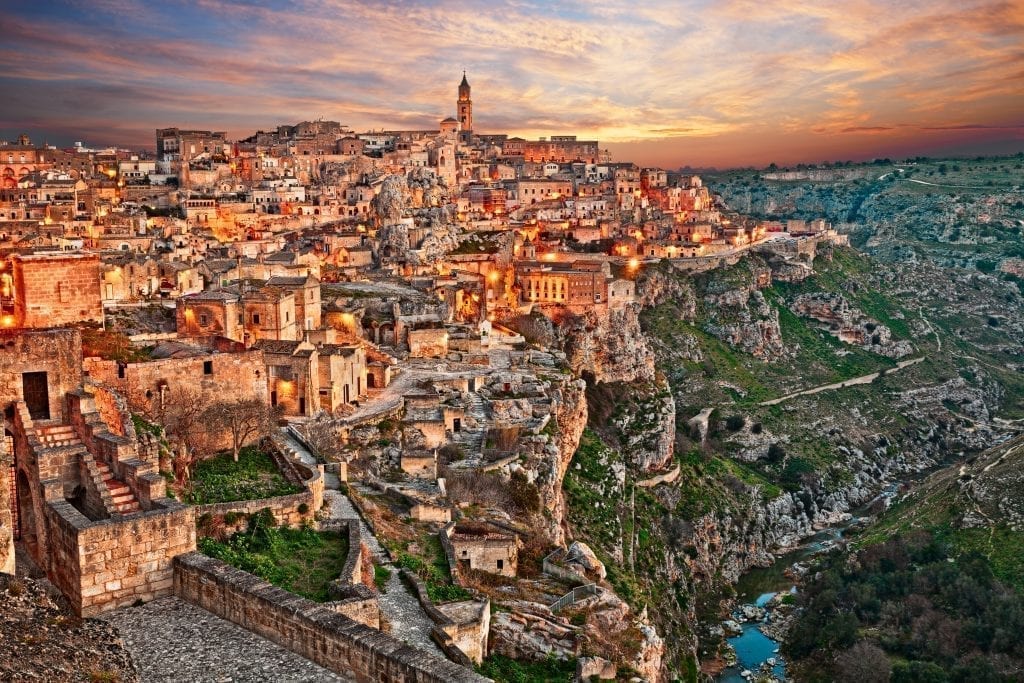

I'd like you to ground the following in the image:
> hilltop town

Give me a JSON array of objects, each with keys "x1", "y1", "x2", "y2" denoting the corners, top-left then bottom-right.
[{"x1": 2, "y1": 75, "x2": 1021, "y2": 683}]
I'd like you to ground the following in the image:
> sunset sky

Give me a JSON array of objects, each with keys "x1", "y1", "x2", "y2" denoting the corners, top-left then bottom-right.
[{"x1": 1, "y1": 0, "x2": 1022, "y2": 168}]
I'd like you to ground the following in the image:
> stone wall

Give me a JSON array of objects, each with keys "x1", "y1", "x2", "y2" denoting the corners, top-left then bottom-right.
[
  {"x1": 448, "y1": 529, "x2": 519, "y2": 577},
  {"x1": 46, "y1": 499, "x2": 195, "y2": 616},
  {"x1": 324, "y1": 519, "x2": 380, "y2": 629},
  {"x1": 400, "y1": 452, "x2": 437, "y2": 480},
  {"x1": 12, "y1": 252, "x2": 103, "y2": 328},
  {"x1": 173, "y1": 553, "x2": 488, "y2": 683},
  {"x1": 0, "y1": 328, "x2": 83, "y2": 423},
  {"x1": 196, "y1": 446, "x2": 323, "y2": 531},
  {"x1": 83, "y1": 350, "x2": 268, "y2": 447},
  {"x1": 408, "y1": 328, "x2": 449, "y2": 358},
  {"x1": 400, "y1": 568, "x2": 489, "y2": 667},
  {"x1": 0, "y1": 448, "x2": 13, "y2": 575}
]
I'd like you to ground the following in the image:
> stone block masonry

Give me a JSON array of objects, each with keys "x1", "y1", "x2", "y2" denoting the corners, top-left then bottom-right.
[
  {"x1": 12, "y1": 252, "x2": 103, "y2": 328},
  {"x1": 47, "y1": 499, "x2": 196, "y2": 616},
  {"x1": 173, "y1": 552, "x2": 490, "y2": 683}
]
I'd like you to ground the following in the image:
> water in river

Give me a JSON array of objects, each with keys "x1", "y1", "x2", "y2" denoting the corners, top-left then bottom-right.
[{"x1": 717, "y1": 524, "x2": 854, "y2": 681}]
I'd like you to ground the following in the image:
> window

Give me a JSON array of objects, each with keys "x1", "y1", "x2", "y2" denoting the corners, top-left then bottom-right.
[
  {"x1": 497, "y1": 559, "x2": 504, "y2": 570},
  {"x1": 253, "y1": 313, "x2": 261, "y2": 324},
  {"x1": 199, "y1": 313, "x2": 208, "y2": 326},
  {"x1": 285, "y1": 311, "x2": 290, "y2": 322},
  {"x1": 203, "y1": 360, "x2": 213, "y2": 375}
]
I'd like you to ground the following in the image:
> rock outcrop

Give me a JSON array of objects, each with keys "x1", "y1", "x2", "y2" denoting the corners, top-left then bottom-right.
[
  {"x1": 790, "y1": 292, "x2": 913, "y2": 358},
  {"x1": 704, "y1": 287, "x2": 784, "y2": 359},
  {"x1": 560, "y1": 304, "x2": 656, "y2": 384},
  {"x1": 0, "y1": 574, "x2": 138, "y2": 682},
  {"x1": 489, "y1": 604, "x2": 578, "y2": 661}
]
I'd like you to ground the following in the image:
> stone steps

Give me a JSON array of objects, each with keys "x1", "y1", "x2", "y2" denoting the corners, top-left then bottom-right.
[
  {"x1": 95, "y1": 462, "x2": 141, "y2": 515},
  {"x1": 36, "y1": 425, "x2": 82, "y2": 450}
]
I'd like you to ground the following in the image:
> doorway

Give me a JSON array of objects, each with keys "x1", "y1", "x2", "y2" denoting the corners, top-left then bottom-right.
[{"x1": 22, "y1": 372, "x2": 50, "y2": 420}]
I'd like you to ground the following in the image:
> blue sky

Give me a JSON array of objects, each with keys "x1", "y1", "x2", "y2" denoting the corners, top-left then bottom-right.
[{"x1": 1, "y1": 0, "x2": 1022, "y2": 167}]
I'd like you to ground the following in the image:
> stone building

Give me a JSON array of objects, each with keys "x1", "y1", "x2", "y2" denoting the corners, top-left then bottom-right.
[
  {"x1": 83, "y1": 347, "x2": 268, "y2": 425},
  {"x1": 516, "y1": 259, "x2": 610, "y2": 308},
  {"x1": 510, "y1": 136, "x2": 600, "y2": 164},
  {"x1": 254, "y1": 339, "x2": 367, "y2": 416},
  {"x1": 457, "y1": 72, "x2": 473, "y2": 138},
  {"x1": 10, "y1": 252, "x2": 103, "y2": 328},
  {"x1": 177, "y1": 279, "x2": 309, "y2": 346},
  {"x1": 446, "y1": 522, "x2": 520, "y2": 577},
  {"x1": 1, "y1": 327, "x2": 195, "y2": 615},
  {"x1": 408, "y1": 327, "x2": 449, "y2": 358},
  {"x1": 265, "y1": 274, "x2": 321, "y2": 333}
]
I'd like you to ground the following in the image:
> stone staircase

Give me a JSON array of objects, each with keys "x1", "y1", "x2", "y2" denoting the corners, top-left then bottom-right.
[
  {"x1": 35, "y1": 424, "x2": 80, "y2": 449},
  {"x1": 452, "y1": 392, "x2": 488, "y2": 463},
  {"x1": 93, "y1": 461, "x2": 141, "y2": 515},
  {"x1": 35, "y1": 423, "x2": 142, "y2": 516}
]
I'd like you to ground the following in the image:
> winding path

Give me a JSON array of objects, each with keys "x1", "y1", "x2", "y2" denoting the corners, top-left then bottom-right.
[
  {"x1": 280, "y1": 427, "x2": 446, "y2": 659},
  {"x1": 758, "y1": 357, "x2": 924, "y2": 406}
]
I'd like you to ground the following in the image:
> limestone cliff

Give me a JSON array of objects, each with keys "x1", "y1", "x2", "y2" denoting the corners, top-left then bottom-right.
[
  {"x1": 561, "y1": 243, "x2": 1021, "y2": 678},
  {"x1": 700, "y1": 258, "x2": 785, "y2": 360},
  {"x1": 545, "y1": 376, "x2": 588, "y2": 545},
  {"x1": 560, "y1": 303, "x2": 656, "y2": 384}
]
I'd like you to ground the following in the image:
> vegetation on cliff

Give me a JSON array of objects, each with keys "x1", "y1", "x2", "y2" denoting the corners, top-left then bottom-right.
[{"x1": 564, "y1": 203, "x2": 1022, "y2": 677}]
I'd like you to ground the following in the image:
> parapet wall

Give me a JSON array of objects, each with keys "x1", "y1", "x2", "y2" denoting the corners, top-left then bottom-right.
[
  {"x1": 47, "y1": 499, "x2": 195, "y2": 616},
  {"x1": 173, "y1": 553, "x2": 489, "y2": 683}
]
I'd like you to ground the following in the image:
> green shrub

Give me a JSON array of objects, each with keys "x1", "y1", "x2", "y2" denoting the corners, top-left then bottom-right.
[
  {"x1": 198, "y1": 513, "x2": 347, "y2": 602},
  {"x1": 373, "y1": 565, "x2": 390, "y2": 593},
  {"x1": 725, "y1": 414, "x2": 746, "y2": 431},
  {"x1": 477, "y1": 654, "x2": 576, "y2": 683},
  {"x1": 222, "y1": 511, "x2": 244, "y2": 526}
]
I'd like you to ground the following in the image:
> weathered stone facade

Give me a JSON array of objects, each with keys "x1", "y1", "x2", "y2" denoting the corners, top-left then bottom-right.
[
  {"x1": 445, "y1": 522, "x2": 519, "y2": 577},
  {"x1": 84, "y1": 349, "x2": 268, "y2": 419},
  {"x1": 2, "y1": 327, "x2": 197, "y2": 616}
]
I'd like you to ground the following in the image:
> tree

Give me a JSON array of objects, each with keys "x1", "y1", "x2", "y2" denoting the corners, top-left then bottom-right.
[
  {"x1": 834, "y1": 641, "x2": 892, "y2": 683},
  {"x1": 202, "y1": 399, "x2": 282, "y2": 461},
  {"x1": 128, "y1": 385, "x2": 209, "y2": 485},
  {"x1": 725, "y1": 414, "x2": 746, "y2": 431}
]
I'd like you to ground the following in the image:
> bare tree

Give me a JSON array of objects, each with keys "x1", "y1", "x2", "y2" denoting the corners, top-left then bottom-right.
[
  {"x1": 834, "y1": 641, "x2": 892, "y2": 683},
  {"x1": 202, "y1": 399, "x2": 282, "y2": 461},
  {"x1": 127, "y1": 384, "x2": 209, "y2": 485}
]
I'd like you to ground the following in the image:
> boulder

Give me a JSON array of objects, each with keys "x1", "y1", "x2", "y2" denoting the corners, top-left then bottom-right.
[{"x1": 565, "y1": 541, "x2": 606, "y2": 580}]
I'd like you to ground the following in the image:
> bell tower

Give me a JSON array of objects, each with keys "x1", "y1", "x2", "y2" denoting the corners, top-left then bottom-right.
[{"x1": 457, "y1": 72, "x2": 473, "y2": 140}]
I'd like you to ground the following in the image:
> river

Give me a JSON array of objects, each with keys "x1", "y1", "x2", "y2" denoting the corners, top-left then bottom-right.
[
  {"x1": 716, "y1": 523, "x2": 855, "y2": 682},
  {"x1": 713, "y1": 476, "x2": 917, "y2": 681}
]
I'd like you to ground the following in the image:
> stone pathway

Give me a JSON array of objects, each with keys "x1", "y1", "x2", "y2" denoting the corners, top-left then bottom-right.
[
  {"x1": 278, "y1": 427, "x2": 340, "y2": 488},
  {"x1": 323, "y1": 489, "x2": 446, "y2": 658},
  {"x1": 101, "y1": 597, "x2": 351, "y2": 682},
  {"x1": 758, "y1": 356, "x2": 924, "y2": 406},
  {"x1": 280, "y1": 427, "x2": 447, "y2": 658}
]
